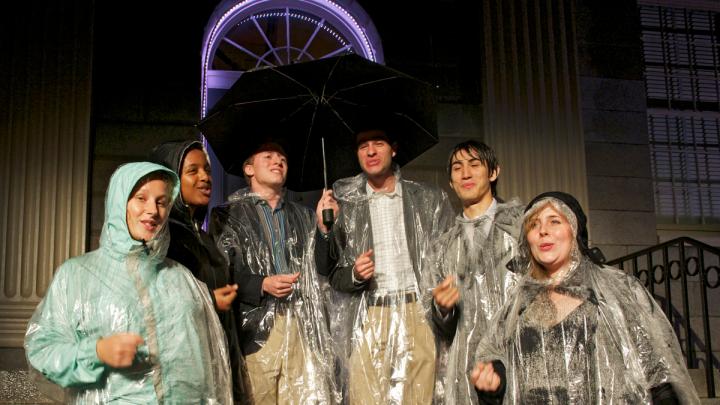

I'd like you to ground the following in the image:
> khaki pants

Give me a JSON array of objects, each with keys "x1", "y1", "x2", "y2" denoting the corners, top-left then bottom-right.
[
  {"x1": 244, "y1": 314, "x2": 329, "y2": 404},
  {"x1": 349, "y1": 301, "x2": 436, "y2": 405}
]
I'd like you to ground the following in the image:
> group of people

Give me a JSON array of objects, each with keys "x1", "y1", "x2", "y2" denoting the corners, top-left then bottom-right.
[{"x1": 24, "y1": 128, "x2": 700, "y2": 404}]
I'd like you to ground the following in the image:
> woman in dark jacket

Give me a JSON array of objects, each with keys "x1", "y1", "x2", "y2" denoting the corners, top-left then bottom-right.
[{"x1": 150, "y1": 139, "x2": 246, "y2": 402}]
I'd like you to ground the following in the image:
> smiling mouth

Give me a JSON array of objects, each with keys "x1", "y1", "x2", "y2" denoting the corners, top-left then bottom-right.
[{"x1": 140, "y1": 220, "x2": 158, "y2": 231}]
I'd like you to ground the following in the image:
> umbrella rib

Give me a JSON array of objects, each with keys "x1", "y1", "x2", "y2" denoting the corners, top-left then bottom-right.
[
  {"x1": 325, "y1": 76, "x2": 403, "y2": 101},
  {"x1": 201, "y1": 95, "x2": 312, "y2": 122},
  {"x1": 252, "y1": 17, "x2": 284, "y2": 66},
  {"x1": 268, "y1": 70, "x2": 319, "y2": 102}
]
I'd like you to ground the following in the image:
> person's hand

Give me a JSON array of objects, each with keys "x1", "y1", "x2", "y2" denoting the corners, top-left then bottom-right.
[
  {"x1": 316, "y1": 189, "x2": 339, "y2": 234},
  {"x1": 433, "y1": 275, "x2": 459, "y2": 312},
  {"x1": 471, "y1": 361, "x2": 501, "y2": 392},
  {"x1": 96, "y1": 333, "x2": 144, "y2": 368},
  {"x1": 213, "y1": 284, "x2": 238, "y2": 311},
  {"x1": 353, "y1": 249, "x2": 374, "y2": 281},
  {"x1": 262, "y1": 272, "x2": 300, "y2": 298}
]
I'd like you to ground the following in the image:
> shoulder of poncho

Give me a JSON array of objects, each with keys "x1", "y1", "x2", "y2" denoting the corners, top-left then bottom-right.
[
  {"x1": 400, "y1": 179, "x2": 449, "y2": 210},
  {"x1": 70, "y1": 248, "x2": 124, "y2": 266},
  {"x1": 494, "y1": 198, "x2": 524, "y2": 237},
  {"x1": 332, "y1": 173, "x2": 365, "y2": 200},
  {"x1": 160, "y1": 257, "x2": 196, "y2": 278}
]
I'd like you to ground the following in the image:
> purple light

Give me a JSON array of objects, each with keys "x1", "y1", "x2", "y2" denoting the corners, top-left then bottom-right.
[{"x1": 201, "y1": 0, "x2": 383, "y2": 117}]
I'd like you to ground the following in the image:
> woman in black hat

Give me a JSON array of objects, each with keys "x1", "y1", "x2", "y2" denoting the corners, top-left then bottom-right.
[{"x1": 470, "y1": 192, "x2": 699, "y2": 404}]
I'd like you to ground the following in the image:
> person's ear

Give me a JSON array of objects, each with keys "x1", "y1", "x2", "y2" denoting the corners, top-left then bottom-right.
[
  {"x1": 489, "y1": 166, "x2": 500, "y2": 182},
  {"x1": 243, "y1": 164, "x2": 254, "y2": 178}
]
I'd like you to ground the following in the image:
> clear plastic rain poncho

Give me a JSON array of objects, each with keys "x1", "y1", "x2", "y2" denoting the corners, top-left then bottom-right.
[
  {"x1": 473, "y1": 195, "x2": 700, "y2": 404},
  {"x1": 209, "y1": 187, "x2": 338, "y2": 404},
  {"x1": 326, "y1": 168, "x2": 454, "y2": 404},
  {"x1": 24, "y1": 162, "x2": 232, "y2": 404},
  {"x1": 429, "y1": 199, "x2": 524, "y2": 404}
]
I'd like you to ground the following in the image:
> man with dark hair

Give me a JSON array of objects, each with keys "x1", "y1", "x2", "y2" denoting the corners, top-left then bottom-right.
[
  {"x1": 210, "y1": 142, "x2": 339, "y2": 404},
  {"x1": 325, "y1": 129, "x2": 454, "y2": 404},
  {"x1": 430, "y1": 139, "x2": 524, "y2": 404}
]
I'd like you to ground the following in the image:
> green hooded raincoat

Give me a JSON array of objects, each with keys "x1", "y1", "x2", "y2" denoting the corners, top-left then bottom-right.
[{"x1": 24, "y1": 162, "x2": 232, "y2": 404}]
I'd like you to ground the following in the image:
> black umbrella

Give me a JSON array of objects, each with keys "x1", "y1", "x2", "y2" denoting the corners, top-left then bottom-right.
[{"x1": 198, "y1": 53, "x2": 438, "y2": 192}]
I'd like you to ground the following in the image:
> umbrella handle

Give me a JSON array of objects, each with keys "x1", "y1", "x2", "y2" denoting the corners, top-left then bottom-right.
[{"x1": 322, "y1": 208, "x2": 334, "y2": 229}]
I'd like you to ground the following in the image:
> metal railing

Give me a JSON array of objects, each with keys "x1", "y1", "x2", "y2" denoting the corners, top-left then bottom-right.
[{"x1": 607, "y1": 237, "x2": 720, "y2": 398}]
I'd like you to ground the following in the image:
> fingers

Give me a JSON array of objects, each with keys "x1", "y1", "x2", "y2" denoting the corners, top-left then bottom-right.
[
  {"x1": 470, "y1": 363, "x2": 481, "y2": 384},
  {"x1": 440, "y1": 275, "x2": 455, "y2": 288},
  {"x1": 316, "y1": 189, "x2": 338, "y2": 211},
  {"x1": 216, "y1": 284, "x2": 238, "y2": 295},
  {"x1": 471, "y1": 362, "x2": 501, "y2": 392},
  {"x1": 435, "y1": 287, "x2": 460, "y2": 309},
  {"x1": 434, "y1": 275, "x2": 455, "y2": 293},
  {"x1": 126, "y1": 333, "x2": 144, "y2": 346},
  {"x1": 433, "y1": 275, "x2": 459, "y2": 309},
  {"x1": 96, "y1": 333, "x2": 144, "y2": 368},
  {"x1": 354, "y1": 250, "x2": 375, "y2": 280},
  {"x1": 263, "y1": 274, "x2": 301, "y2": 298}
]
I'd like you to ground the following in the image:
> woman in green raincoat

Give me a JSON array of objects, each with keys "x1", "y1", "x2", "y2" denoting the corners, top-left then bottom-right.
[{"x1": 24, "y1": 162, "x2": 232, "y2": 404}]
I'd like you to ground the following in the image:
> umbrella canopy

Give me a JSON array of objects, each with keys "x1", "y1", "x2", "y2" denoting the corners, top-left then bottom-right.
[{"x1": 198, "y1": 53, "x2": 438, "y2": 191}]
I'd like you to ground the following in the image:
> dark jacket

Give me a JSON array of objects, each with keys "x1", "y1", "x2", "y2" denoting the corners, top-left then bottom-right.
[
  {"x1": 209, "y1": 188, "x2": 334, "y2": 356},
  {"x1": 149, "y1": 139, "x2": 246, "y2": 402}
]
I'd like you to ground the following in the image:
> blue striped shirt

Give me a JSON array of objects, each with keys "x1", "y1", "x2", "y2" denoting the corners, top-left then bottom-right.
[{"x1": 253, "y1": 197, "x2": 289, "y2": 275}]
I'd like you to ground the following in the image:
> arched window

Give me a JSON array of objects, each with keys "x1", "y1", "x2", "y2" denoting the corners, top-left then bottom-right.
[
  {"x1": 200, "y1": 0, "x2": 383, "y2": 203},
  {"x1": 202, "y1": 0, "x2": 384, "y2": 115}
]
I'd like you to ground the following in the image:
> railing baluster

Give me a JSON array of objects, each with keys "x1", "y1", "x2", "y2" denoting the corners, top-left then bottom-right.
[
  {"x1": 647, "y1": 252, "x2": 655, "y2": 296},
  {"x1": 606, "y1": 237, "x2": 719, "y2": 398},
  {"x1": 698, "y1": 246, "x2": 715, "y2": 398},
  {"x1": 679, "y1": 241, "x2": 694, "y2": 368},
  {"x1": 663, "y1": 246, "x2": 672, "y2": 324}
]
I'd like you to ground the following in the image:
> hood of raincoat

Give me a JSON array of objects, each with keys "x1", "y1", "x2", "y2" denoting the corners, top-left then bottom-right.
[
  {"x1": 523, "y1": 191, "x2": 605, "y2": 266},
  {"x1": 99, "y1": 162, "x2": 179, "y2": 261},
  {"x1": 149, "y1": 139, "x2": 209, "y2": 226}
]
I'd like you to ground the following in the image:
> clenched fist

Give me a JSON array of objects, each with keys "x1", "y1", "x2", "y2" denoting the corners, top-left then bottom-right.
[
  {"x1": 96, "y1": 333, "x2": 144, "y2": 368},
  {"x1": 262, "y1": 272, "x2": 300, "y2": 298}
]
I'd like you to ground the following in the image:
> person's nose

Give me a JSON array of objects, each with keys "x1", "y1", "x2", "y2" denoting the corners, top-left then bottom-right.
[
  {"x1": 145, "y1": 200, "x2": 159, "y2": 217},
  {"x1": 366, "y1": 144, "x2": 377, "y2": 156},
  {"x1": 537, "y1": 221, "x2": 549, "y2": 236},
  {"x1": 461, "y1": 164, "x2": 471, "y2": 179},
  {"x1": 198, "y1": 168, "x2": 210, "y2": 182}
]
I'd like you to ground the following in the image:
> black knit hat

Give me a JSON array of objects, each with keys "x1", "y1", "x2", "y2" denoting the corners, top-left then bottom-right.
[{"x1": 525, "y1": 191, "x2": 605, "y2": 265}]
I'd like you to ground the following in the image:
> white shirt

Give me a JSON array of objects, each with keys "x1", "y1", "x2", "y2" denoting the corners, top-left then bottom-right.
[{"x1": 365, "y1": 181, "x2": 416, "y2": 294}]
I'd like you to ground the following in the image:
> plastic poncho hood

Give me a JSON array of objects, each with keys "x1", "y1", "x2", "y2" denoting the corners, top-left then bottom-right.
[
  {"x1": 149, "y1": 139, "x2": 211, "y2": 226},
  {"x1": 99, "y1": 162, "x2": 179, "y2": 258},
  {"x1": 25, "y1": 162, "x2": 232, "y2": 404}
]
